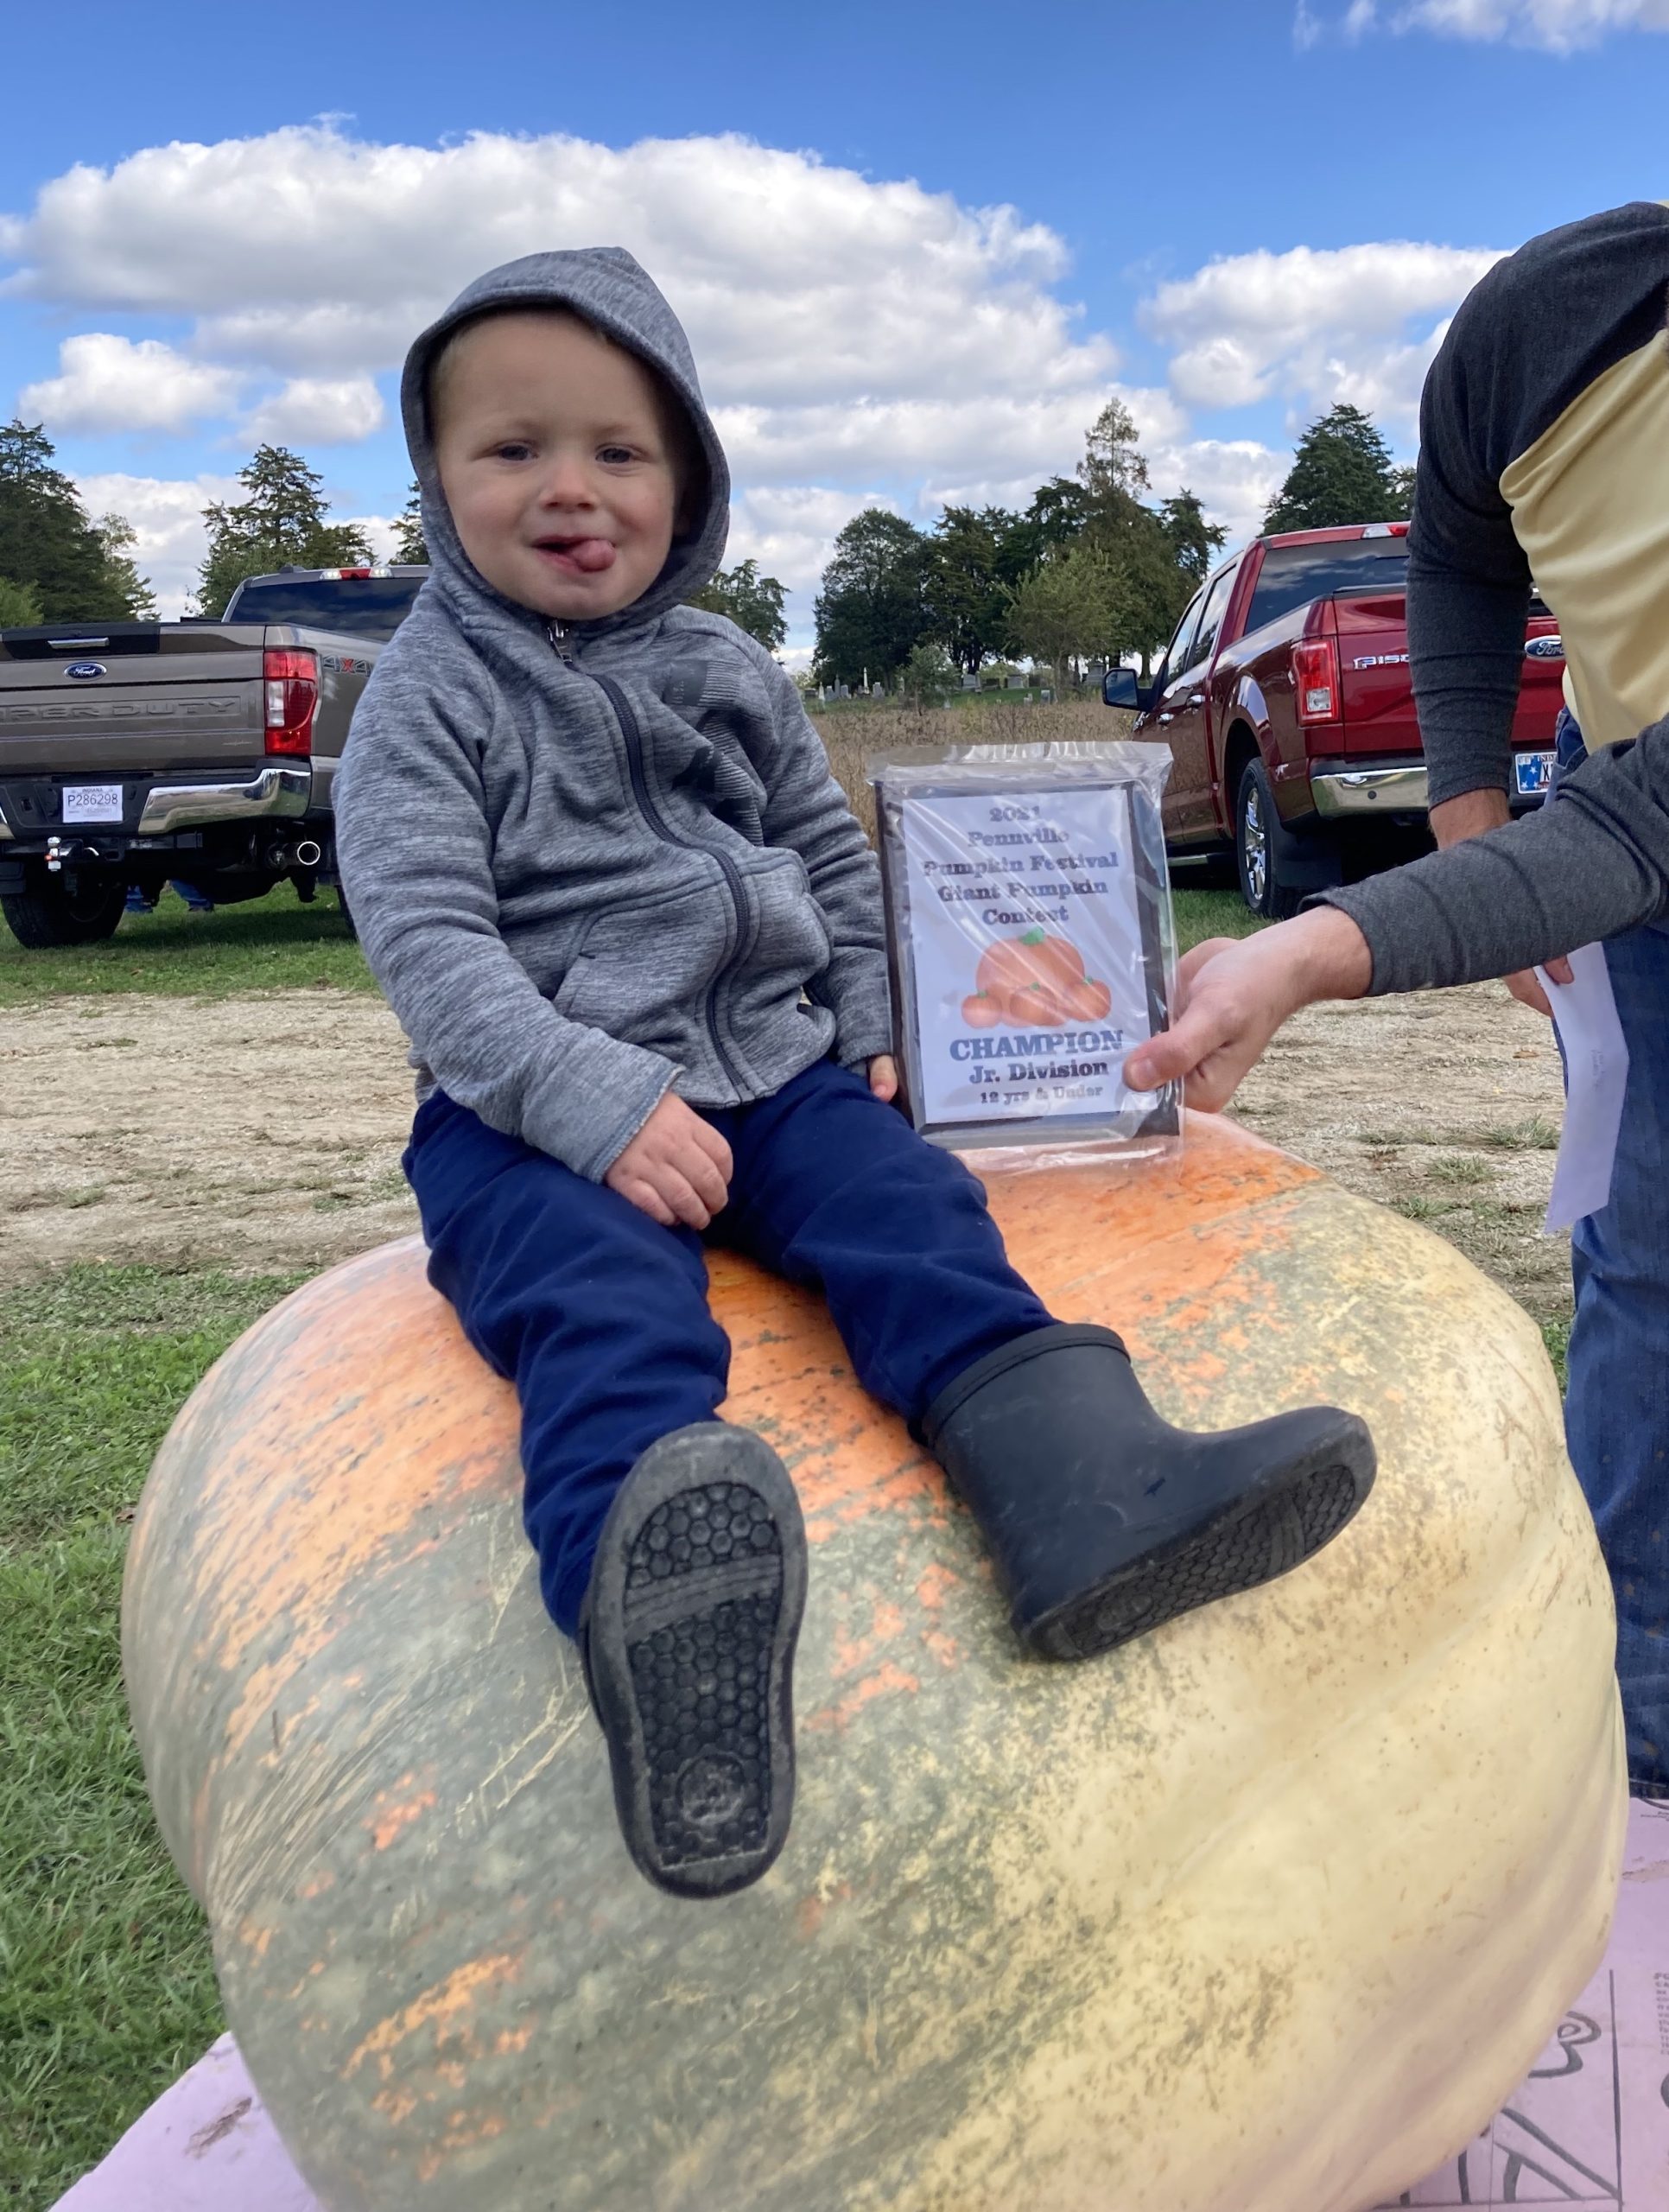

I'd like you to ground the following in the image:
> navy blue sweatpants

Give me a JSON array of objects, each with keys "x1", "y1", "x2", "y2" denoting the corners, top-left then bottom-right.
[{"x1": 405, "y1": 1057, "x2": 1055, "y2": 1636}]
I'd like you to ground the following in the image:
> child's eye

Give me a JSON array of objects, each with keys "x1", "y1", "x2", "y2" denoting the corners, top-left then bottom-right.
[
  {"x1": 492, "y1": 442, "x2": 535, "y2": 462},
  {"x1": 598, "y1": 445, "x2": 637, "y2": 465}
]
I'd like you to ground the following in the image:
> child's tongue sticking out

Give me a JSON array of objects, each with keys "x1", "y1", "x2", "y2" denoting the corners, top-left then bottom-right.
[{"x1": 543, "y1": 537, "x2": 616, "y2": 575}]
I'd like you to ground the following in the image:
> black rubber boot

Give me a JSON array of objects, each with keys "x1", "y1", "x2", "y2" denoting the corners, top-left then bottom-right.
[
  {"x1": 921, "y1": 1324, "x2": 1375, "y2": 1661},
  {"x1": 578, "y1": 1424, "x2": 806, "y2": 1899}
]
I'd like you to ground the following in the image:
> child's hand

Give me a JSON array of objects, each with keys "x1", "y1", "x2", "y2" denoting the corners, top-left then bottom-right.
[
  {"x1": 867, "y1": 1054, "x2": 899, "y2": 1103},
  {"x1": 606, "y1": 1093, "x2": 733, "y2": 1230},
  {"x1": 1122, "y1": 907, "x2": 1373, "y2": 1112}
]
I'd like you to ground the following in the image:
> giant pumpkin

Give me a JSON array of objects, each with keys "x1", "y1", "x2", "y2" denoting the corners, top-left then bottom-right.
[{"x1": 124, "y1": 1116, "x2": 1624, "y2": 2212}]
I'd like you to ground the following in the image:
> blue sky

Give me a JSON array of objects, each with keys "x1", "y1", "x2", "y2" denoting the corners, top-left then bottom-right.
[{"x1": 2, "y1": 0, "x2": 1665, "y2": 643}]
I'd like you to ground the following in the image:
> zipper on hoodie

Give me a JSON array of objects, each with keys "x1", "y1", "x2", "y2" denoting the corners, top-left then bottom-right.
[{"x1": 547, "y1": 623, "x2": 748, "y2": 1092}]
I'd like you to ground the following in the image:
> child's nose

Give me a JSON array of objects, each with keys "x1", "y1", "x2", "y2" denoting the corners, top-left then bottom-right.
[{"x1": 538, "y1": 454, "x2": 596, "y2": 509}]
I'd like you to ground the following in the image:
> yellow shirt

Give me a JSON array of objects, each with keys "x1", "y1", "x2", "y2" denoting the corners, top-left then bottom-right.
[{"x1": 1501, "y1": 329, "x2": 1669, "y2": 752}]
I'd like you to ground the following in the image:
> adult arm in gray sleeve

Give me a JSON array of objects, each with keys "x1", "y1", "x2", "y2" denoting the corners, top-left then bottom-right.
[
  {"x1": 335, "y1": 689, "x2": 677, "y2": 1181},
  {"x1": 756, "y1": 657, "x2": 894, "y2": 1066},
  {"x1": 1317, "y1": 716, "x2": 1669, "y2": 992}
]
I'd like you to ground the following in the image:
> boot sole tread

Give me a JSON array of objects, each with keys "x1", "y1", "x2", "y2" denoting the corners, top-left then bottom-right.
[
  {"x1": 586, "y1": 1433, "x2": 805, "y2": 1898},
  {"x1": 1032, "y1": 1459, "x2": 1364, "y2": 1661}
]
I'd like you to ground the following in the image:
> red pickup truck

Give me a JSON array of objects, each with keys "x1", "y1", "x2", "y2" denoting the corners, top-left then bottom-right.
[{"x1": 1101, "y1": 523, "x2": 1565, "y2": 917}]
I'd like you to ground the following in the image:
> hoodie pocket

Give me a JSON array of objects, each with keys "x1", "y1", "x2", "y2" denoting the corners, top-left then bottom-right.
[
  {"x1": 724, "y1": 853, "x2": 834, "y2": 1039},
  {"x1": 553, "y1": 879, "x2": 734, "y2": 1062}
]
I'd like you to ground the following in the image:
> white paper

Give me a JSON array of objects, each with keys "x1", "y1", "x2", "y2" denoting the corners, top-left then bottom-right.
[
  {"x1": 898, "y1": 784, "x2": 1158, "y2": 1131},
  {"x1": 1539, "y1": 942, "x2": 1628, "y2": 1233},
  {"x1": 61, "y1": 783, "x2": 124, "y2": 823}
]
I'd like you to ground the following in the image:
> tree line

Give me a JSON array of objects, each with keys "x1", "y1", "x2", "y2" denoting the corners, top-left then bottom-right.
[
  {"x1": 0, "y1": 400, "x2": 1412, "y2": 653},
  {"x1": 808, "y1": 399, "x2": 1414, "y2": 696}
]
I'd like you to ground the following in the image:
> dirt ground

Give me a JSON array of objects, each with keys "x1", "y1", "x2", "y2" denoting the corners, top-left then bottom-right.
[{"x1": 0, "y1": 980, "x2": 1571, "y2": 1324}]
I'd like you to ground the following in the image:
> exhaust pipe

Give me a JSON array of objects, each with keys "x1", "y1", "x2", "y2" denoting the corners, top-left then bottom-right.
[{"x1": 263, "y1": 837, "x2": 325, "y2": 871}]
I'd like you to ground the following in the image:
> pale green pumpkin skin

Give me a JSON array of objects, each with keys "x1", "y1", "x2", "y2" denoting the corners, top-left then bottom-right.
[{"x1": 124, "y1": 1116, "x2": 1625, "y2": 2212}]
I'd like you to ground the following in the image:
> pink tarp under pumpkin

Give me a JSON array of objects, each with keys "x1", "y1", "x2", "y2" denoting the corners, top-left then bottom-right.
[{"x1": 56, "y1": 1799, "x2": 1669, "y2": 2212}]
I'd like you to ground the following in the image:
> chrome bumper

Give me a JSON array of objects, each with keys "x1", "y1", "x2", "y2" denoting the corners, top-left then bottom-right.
[
  {"x1": 1311, "y1": 765, "x2": 1429, "y2": 817},
  {"x1": 136, "y1": 765, "x2": 311, "y2": 835}
]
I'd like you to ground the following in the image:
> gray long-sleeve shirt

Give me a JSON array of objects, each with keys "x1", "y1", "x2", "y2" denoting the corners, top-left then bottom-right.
[{"x1": 1319, "y1": 716, "x2": 1669, "y2": 992}]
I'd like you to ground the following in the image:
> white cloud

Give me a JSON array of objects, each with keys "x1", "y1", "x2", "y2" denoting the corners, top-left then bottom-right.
[
  {"x1": 0, "y1": 124, "x2": 1113, "y2": 412},
  {"x1": 1143, "y1": 241, "x2": 1503, "y2": 435},
  {"x1": 19, "y1": 334, "x2": 243, "y2": 435},
  {"x1": 244, "y1": 374, "x2": 386, "y2": 445},
  {"x1": 727, "y1": 486, "x2": 898, "y2": 600},
  {"x1": 718, "y1": 385, "x2": 1180, "y2": 494},
  {"x1": 70, "y1": 472, "x2": 404, "y2": 615},
  {"x1": 1298, "y1": 0, "x2": 1668, "y2": 45},
  {"x1": 1151, "y1": 440, "x2": 1291, "y2": 549},
  {"x1": 73, "y1": 471, "x2": 240, "y2": 614}
]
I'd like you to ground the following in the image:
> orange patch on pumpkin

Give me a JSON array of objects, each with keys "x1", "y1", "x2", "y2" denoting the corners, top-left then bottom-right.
[
  {"x1": 344, "y1": 1949, "x2": 526, "y2": 2082},
  {"x1": 802, "y1": 1659, "x2": 922, "y2": 1735}
]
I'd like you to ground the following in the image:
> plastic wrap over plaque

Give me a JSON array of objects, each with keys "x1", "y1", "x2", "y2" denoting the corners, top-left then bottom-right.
[{"x1": 867, "y1": 741, "x2": 1181, "y2": 1169}]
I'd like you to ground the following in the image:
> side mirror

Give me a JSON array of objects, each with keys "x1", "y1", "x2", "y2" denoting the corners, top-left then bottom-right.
[{"x1": 1102, "y1": 667, "x2": 1149, "y2": 712}]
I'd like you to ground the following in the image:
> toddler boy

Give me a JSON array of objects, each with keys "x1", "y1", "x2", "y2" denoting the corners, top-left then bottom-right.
[{"x1": 336, "y1": 249, "x2": 1374, "y2": 1901}]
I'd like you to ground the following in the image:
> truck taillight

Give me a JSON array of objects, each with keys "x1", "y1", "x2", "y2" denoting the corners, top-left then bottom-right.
[
  {"x1": 264, "y1": 647, "x2": 318, "y2": 756},
  {"x1": 1291, "y1": 639, "x2": 1338, "y2": 724}
]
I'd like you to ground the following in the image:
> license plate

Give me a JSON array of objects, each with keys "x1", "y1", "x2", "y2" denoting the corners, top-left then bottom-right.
[
  {"x1": 1514, "y1": 751, "x2": 1555, "y2": 798},
  {"x1": 61, "y1": 783, "x2": 124, "y2": 824}
]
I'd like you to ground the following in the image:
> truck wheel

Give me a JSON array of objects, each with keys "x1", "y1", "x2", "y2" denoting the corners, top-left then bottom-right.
[
  {"x1": 0, "y1": 864, "x2": 127, "y2": 949},
  {"x1": 1234, "y1": 759, "x2": 1337, "y2": 921}
]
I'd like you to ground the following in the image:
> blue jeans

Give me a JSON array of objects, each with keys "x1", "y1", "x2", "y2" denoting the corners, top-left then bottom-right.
[
  {"x1": 1552, "y1": 711, "x2": 1669, "y2": 1790},
  {"x1": 404, "y1": 1058, "x2": 1055, "y2": 1636}
]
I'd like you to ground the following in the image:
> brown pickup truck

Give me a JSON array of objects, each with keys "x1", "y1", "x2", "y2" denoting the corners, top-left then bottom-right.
[
  {"x1": 1102, "y1": 523, "x2": 1565, "y2": 917},
  {"x1": 0, "y1": 564, "x2": 427, "y2": 947}
]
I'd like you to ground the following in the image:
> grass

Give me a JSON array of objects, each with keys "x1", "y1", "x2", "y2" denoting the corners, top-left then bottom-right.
[
  {"x1": 0, "y1": 882, "x2": 369, "y2": 1007},
  {"x1": 1427, "y1": 1154, "x2": 1496, "y2": 1186},
  {"x1": 0, "y1": 1264, "x2": 304, "y2": 2208}
]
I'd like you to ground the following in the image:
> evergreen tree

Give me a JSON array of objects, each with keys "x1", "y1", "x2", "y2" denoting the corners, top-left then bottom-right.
[
  {"x1": 1263, "y1": 404, "x2": 1405, "y2": 533},
  {"x1": 0, "y1": 419, "x2": 153, "y2": 621},
  {"x1": 924, "y1": 505, "x2": 1010, "y2": 673},
  {"x1": 1070, "y1": 407, "x2": 1196, "y2": 675},
  {"x1": 1387, "y1": 462, "x2": 1417, "y2": 519},
  {"x1": 1159, "y1": 492, "x2": 1227, "y2": 586},
  {"x1": 1078, "y1": 398, "x2": 1152, "y2": 506},
  {"x1": 92, "y1": 513, "x2": 156, "y2": 620},
  {"x1": 689, "y1": 557, "x2": 788, "y2": 652},
  {"x1": 0, "y1": 575, "x2": 43, "y2": 627},
  {"x1": 811, "y1": 510, "x2": 931, "y2": 685},
  {"x1": 392, "y1": 480, "x2": 430, "y2": 566},
  {"x1": 1019, "y1": 475, "x2": 1091, "y2": 559},
  {"x1": 197, "y1": 445, "x2": 373, "y2": 615}
]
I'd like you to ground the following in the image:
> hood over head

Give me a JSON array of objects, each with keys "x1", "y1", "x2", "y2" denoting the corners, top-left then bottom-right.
[{"x1": 402, "y1": 247, "x2": 730, "y2": 636}]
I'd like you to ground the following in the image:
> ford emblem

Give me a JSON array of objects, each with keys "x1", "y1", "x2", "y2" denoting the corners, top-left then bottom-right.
[
  {"x1": 65, "y1": 661, "x2": 106, "y2": 680},
  {"x1": 1524, "y1": 636, "x2": 1564, "y2": 661}
]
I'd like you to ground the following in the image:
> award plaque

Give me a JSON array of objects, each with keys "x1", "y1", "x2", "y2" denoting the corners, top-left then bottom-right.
[{"x1": 867, "y1": 741, "x2": 1180, "y2": 1160}]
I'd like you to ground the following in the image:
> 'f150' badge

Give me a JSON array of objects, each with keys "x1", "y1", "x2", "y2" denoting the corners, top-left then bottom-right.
[{"x1": 64, "y1": 661, "x2": 106, "y2": 679}]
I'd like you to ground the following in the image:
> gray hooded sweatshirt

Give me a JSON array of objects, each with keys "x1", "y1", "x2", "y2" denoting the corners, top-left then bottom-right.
[{"x1": 334, "y1": 251, "x2": 891, "y2": 1182}]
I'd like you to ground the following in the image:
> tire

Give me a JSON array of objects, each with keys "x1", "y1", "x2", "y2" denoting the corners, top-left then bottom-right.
[
  {"x1": 0, "y1": 864, "x2": 127, "y2": 949},
  {"x1": 1235, "y1": 759, "x2": 1311, "y2": 921}
]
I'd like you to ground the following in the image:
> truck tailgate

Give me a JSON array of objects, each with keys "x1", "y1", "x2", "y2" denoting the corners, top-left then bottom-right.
[
  {"x1": 1329, "y1": 594, "x2": 1566, "y2": 755},
  {"x1": 1331, "y1": 594, "x2": 1420, "y2": 754},
  {"x1": 0, "y1": 626, "x2": 265, "y2": 776}
]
